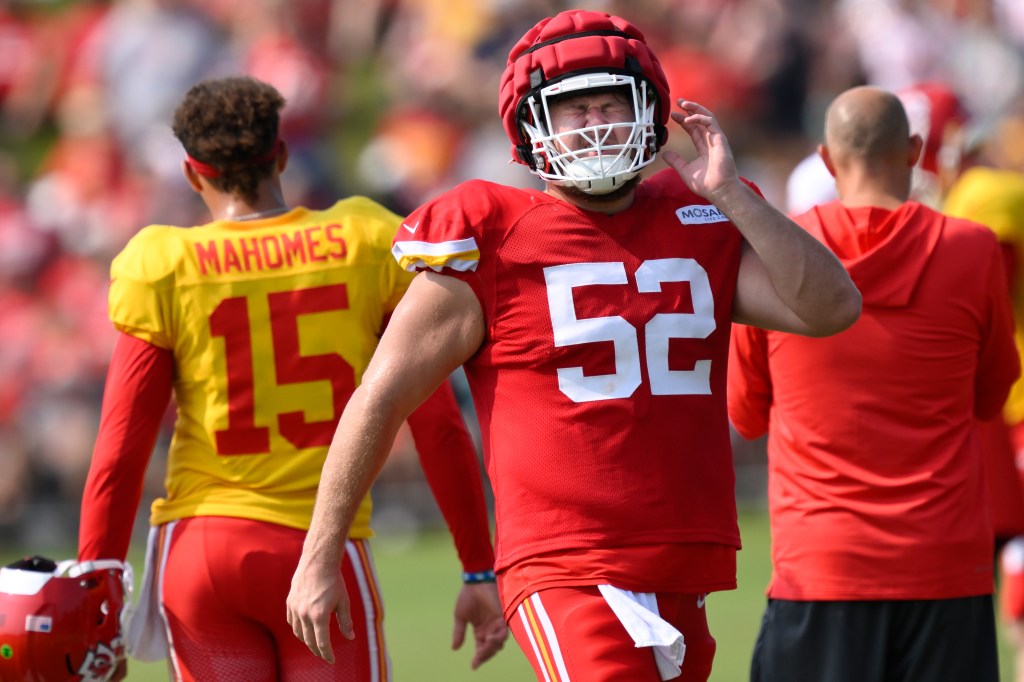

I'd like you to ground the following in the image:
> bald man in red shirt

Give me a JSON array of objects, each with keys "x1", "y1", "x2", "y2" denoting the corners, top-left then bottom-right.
[{"x1": 729, "y1": 86, "x2": 1020, "y2": 682}]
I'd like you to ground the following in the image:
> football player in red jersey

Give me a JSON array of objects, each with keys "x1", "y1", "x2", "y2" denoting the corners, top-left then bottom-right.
[
  {"x1": 287, "y1": 10, "x2": 861, "y2": 682},
  {"x1": 730, "y1": 87, "x2": 1019, "y2": 682},
  {"x1": 77, "y1": 76, "x2": 505, "y2": 681}
]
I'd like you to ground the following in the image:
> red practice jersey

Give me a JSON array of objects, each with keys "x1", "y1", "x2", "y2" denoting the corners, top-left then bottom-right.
[
  {"x1": 729, "y1": 201, "x2": 1020, "y2": 601},
  {"x1": 393, "y1": 169, "x2": 745, "y2": 613}
]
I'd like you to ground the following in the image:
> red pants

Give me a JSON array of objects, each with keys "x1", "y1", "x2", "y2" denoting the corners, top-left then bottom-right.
[
  {"x1": 1002, "y1": 538, "x2": 1024, "y2": 621},
  {"x1": 999, "y1": 421, "x2": 1024, "y2": 622},
  {"x1": 510, "y1": 586, "x2": 716, "y2": 682},
  {"x1": 155, "y1": 516, "x2": 389, "y2": 681}
]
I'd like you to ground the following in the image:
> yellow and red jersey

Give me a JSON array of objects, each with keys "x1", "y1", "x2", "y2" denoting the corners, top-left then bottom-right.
[
  {"x1": 109, "y1": 199, "x2": 411, "y2": 535},
  {"x1": 945, "y1": 166, "x2": 1024, "y2": 424},
  {"x1": 945, "y1": 168, "x2": 1024, "y2": 539}
]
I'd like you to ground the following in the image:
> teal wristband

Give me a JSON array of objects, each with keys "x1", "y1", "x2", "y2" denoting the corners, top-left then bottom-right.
[{"x1": 462, "y1": 570, "x2": 496, "y2": 584}]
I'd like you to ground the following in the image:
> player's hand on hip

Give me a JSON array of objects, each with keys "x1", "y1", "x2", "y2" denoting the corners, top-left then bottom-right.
[
  {"x1": 452, "y1": 582, "x2": 508, "y2": 669},
  {"x1": 286, "y1": 555, "x2": 355, "y2": 664},
  {"x1": 662, "y1": 99, "x2": 740, "y2": 201}
]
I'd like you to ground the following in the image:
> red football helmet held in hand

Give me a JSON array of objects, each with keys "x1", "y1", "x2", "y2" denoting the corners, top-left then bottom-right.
[{"x1": 0, "y1": 556, "x2": 133, "y2": 682}]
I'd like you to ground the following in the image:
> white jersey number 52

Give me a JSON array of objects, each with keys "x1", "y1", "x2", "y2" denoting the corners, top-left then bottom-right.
[{"x1": 544, "y1": 259, "x2": 715, "y2": 403}]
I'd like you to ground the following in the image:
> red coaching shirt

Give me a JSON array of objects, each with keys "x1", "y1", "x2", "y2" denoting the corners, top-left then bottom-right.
[
  {"x1": 729, "y1": 201, "x2": 1020, "y2": 600},
  {"x1": 393, "y1": 169, "x2": 747, "y2": 615}
]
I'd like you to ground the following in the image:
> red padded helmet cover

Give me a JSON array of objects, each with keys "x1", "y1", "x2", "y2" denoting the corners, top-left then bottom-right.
[
  {"x1": 896, "y1": 82, "x2": 969, "y2": 174},
  {"x1": 498, "y1": 10, "x2": 671, "y2": 165}
]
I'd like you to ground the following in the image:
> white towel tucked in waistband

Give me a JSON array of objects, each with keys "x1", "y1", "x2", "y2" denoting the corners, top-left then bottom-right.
[
  {"x1": 598, "y1": 584, "x2": 686, "y2": 681},
  {"x1": 125, "y1": 525, "x2": 171, "y2": 662}
]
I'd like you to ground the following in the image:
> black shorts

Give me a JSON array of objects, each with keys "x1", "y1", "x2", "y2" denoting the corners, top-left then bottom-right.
[{"x1": 750, "y1": 596, "x2": 997, "y2": 682}]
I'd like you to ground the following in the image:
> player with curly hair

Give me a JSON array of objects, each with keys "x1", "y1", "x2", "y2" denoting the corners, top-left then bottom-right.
[{"x1": 78, "y1": 75, "x2": 505, "y2": 681}]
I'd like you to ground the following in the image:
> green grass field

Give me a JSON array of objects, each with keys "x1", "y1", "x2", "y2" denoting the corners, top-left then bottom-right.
[{"x1": 3, "y1": 510, "x2": 1016, "y2": 680}]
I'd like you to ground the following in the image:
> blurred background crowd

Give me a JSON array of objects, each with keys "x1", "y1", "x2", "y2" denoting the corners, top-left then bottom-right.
[{"x1": 2, "y1": 0, "x2": 1024, "y2": 551}]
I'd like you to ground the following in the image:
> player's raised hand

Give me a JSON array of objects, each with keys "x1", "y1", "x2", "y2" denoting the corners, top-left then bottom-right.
[
  {"x1": 662, "y1": 99, "x2": 740, "y2": 200},
  {"x1": 452, "y1": 582, "x2": 508, "y2": 669},
  {"x1": 286, "y1": 555, "x2": 354, "y2": 664}
]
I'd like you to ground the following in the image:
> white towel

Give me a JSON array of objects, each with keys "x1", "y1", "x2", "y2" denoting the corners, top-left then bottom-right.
[
  {"x1": 597, "y1": 584, "x2": 686, "y2": 681},
  {"x1": 125, "y1": 526, "x2": 170, "y2": 662}
]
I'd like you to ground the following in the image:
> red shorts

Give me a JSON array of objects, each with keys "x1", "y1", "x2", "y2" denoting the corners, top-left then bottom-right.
[
  {"x1": 1001, "y1": 537, "x2": 1024, "y2": 621},
  {"x1": 509, "y1": 586, "x2": 716, "y2": 682},
  {"x1": 999, "y1": 422, "x2": 1024, "y2": 622},
  {"x1": 156, "y1": 516, "x2": 389, "y2": 681}
]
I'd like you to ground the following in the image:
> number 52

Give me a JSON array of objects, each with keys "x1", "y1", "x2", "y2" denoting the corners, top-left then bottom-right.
[{"x1": 544, "y1": 258, "x2": 716, "y2": 403}]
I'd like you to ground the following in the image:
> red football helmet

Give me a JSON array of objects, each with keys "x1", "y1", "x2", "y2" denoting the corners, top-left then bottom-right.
[
  {"x1": 895, "y1": 82, "x2": 970, "y2": 206},
  {"x1": 498, "y1": 10, "x2": 671, "y2": 194},
  {"x1": 0, "y1": 556, "x2": 133, "y2": 682},
  {"x1": 896, "y1": 81, "x2": 969, "y2": 175}
]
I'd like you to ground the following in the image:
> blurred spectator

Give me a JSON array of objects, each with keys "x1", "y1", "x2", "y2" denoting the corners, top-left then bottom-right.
[
  {"x1": 99, "y1": 0, "x2": 233, "y2": 188},
  {"x1": 944, "y1": 97, "x2": 1024, "y2": 682},
  {"x1": 0, "y1": 0, "x2": 48, "y2": 136},
  {"x1": 25, "y1": 86, "x2": 149, "y2": 261},
  {"x1": 996, "y1": 0, "x2": 1024, "y2": 47},
  {"x1": 837, "y1": 0, "x2": 1024, "y2": 122},
  {"x1": 356, "y1": 105, "x2": 468, "y2": 213}
]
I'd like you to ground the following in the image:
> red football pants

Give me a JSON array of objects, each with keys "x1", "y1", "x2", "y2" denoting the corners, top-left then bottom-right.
[
  {"x1": 1000, "y1": 422, "x2": 1024, "y2": 622},
  {"x1": 510, "y1": 586, "x2": 716, "y2": 682},
  {"x1": 156, "y1": 516, "x2": 389, "y2": 681}
]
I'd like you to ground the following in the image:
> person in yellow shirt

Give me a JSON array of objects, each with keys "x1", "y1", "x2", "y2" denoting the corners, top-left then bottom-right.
[
  {"x1": 945, "y1": 99, "x2": 1024, "y2": 682},
  {"x1": 77, "y1": 76, "x2": 505, "y2": 681}
]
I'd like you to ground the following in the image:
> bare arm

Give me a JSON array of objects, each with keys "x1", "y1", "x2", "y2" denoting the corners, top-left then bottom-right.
[
  {"x1": 287, "y1": 271, "x2": 485, "y2": 663},
  {"x1": 662, "y1": 99, "x2": 861, "y2": 336}
]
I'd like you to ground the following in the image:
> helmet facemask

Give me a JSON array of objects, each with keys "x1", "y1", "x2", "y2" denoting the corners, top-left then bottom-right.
[{"x1": 520, "y1": 72, "x2": 660, "y2": 195}]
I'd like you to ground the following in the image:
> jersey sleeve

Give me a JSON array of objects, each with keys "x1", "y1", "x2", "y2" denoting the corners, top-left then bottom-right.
[
  {"x1": 79, "y1": 332, "x2": 173, "y2": 561},
  {"x1": 406, "y1": 379, "x2": 494, "y2": 572},
  {"x1": 108, "y1": 226, "x2": 180, "y2": 349},
  {"x1": 727, "y1": 322, "x2": 773, "y2": 440},
  {"x1": 390, "y1": 181, "x2": 506, "y2": 331},
  {"x1": 390, "y1": 181, "x2": 497, "y2": 274}
]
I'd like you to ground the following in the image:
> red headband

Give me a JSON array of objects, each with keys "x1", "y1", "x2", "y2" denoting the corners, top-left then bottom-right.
[{"x1": 185, "y1": 139, "x2": 283, "y2": 179}]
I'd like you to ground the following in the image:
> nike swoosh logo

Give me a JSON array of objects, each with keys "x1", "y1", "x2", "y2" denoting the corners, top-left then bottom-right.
[
  {"x1": 696, "y1": 593, "x2": 706, "y2": 609},
  {"x1": 402, "y1": 221, "x2": 420, "y2": 234}
]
